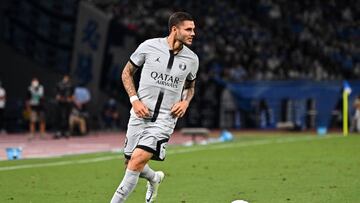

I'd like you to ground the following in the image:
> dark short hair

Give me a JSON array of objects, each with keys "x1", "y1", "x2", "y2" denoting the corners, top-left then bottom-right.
[{"x1": 168, "y1": 12, "x2": 194, "y2": 32}]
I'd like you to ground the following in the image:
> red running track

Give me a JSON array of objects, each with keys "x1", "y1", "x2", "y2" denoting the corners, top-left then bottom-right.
[{"x1": 0, "y1": 131, "x2": 208, "y2": 160}]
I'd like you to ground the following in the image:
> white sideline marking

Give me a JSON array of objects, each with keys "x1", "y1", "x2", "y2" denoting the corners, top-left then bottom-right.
[
  {"x1": 167, "y1": 135, "x2": 335, "y2": 155},
  {"x1": 0, "y1": 136, "x2": 337, "y2": 172},
  {"x1": 0, "y1": 156, "x2": 120, "y2": 171}
]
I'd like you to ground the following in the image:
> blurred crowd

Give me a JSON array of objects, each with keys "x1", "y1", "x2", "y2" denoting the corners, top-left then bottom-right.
[
  {"x1": 1, "y1": 0, "x2": 358, "y2": 131},
  {"x1": 0, "y1": 76, "x2": 121, "y2": 138},
  {"x1": 106, "y1": 0, "x2": 359, "y2": 82},
  {"x1": 94, "y1": 0, "x2": 359, "y2": 129}
]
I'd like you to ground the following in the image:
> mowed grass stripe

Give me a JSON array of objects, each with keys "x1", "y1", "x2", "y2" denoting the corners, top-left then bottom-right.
[{"x1": 0, "y1": 135, "x2": 339, "y2": 172}]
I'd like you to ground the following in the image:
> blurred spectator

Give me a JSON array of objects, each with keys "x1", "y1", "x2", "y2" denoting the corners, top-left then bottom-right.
[
  {"x1": 54, "y1": 74, "x2": 74, "y2": 138},
  {"x1": 220, "y1": 88, "x2": 239, "y2": 129},
  {"x1": 69, "y1": 83, "x2": 91, "y2": 136},
  {"x1": 0, "y1": 81, "x2": 6, "y2": 133},
  {"x1": 258, "y1": 99, "x2": 273, "y2": 129},
  {"x1": 69, "y1": 102, "x2": 88, "y2": 136},
  {"x1": 351, "y1": 95, "x2": 360, "y2": 132},
  {"x1": 73, "y1": 83, "x2": 91, "y2": 106},
  {"x1": 101, "y1": 97, "x2": 119, "y2": 130},
  {"x1": 27, "y1": 77, "x2": 46, "y2": 140}
]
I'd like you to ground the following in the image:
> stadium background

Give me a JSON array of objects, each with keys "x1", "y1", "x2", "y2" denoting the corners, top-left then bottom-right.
[
  {"x1": 0, "y1": 1, "x2": 360, "y2": 202},
  {"x1": 0, "y1": 0, "x2": 359, "y2": 132}
]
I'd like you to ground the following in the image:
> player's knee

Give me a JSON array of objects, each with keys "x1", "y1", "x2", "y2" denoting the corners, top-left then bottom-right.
[
  {"x1": 128, "y1": 154, "x2": 150, "y2": 171},
  {"x1": 128, "y1": 160, "x2": 145, "y2": 171}
]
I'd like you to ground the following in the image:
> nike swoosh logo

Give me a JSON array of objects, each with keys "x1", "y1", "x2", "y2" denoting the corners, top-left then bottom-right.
[
  {"x1": 116, "y1": 190, "x2": 125, "y2": 196},
  {"x1": 146, "y1": 192, "x2": 153, "y2": 202},
  {"x1": 116, "y1": 186, "x2": 125, "y2": 196}
]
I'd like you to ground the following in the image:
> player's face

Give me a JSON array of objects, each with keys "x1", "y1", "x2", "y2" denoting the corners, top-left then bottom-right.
[{"x1": 175, "y1": 20, "x2": 195, "y2": 46}]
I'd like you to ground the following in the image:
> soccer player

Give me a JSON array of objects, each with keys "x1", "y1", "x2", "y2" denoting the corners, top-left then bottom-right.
[{"x1": 110, "y1": 12, "x2": 198, "y2": 203}]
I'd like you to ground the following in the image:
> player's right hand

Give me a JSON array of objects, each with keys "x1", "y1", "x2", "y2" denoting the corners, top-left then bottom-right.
[{"x1": 132, "y1": 100, "x2": 150, "y2": 118}]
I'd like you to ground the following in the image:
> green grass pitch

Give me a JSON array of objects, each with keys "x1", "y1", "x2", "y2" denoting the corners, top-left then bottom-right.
[{"x1": 0, "y1": 133, "x2": 359, "y2": 203}]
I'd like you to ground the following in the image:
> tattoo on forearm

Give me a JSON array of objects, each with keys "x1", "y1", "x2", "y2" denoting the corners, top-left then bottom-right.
[
  {"x1": 184, "y1": 80, "x2": 195, "y2": 102},
  {"x1": 185, "y1": 87, "x2": 195, "y2": 102},
  {"x1": 122, "y1": 61, "x2": 138, "y2": 97},
  {"x1": 184, "y1": 80, "x2": 195, "y2": 89}
]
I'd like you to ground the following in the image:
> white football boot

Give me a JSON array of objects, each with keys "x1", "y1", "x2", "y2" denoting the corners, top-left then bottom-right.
[{"x1": 145, "y1": 171, "x2": 165, "y2": 203}]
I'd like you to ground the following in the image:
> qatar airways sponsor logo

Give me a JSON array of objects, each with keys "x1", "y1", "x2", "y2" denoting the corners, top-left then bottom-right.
[{"x1": 150, "y1": 71, "x2": 180, "y2": 88}]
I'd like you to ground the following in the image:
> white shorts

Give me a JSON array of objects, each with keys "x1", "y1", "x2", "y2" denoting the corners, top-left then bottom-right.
[{"x1": 123, "y1": 116, "x2": 174, "y2": 161}]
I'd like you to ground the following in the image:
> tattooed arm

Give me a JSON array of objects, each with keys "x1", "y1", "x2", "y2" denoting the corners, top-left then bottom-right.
[
  {"x1": 122, "y1": 61, "x2": 149, "y2": 118},
  {"x1": 182, "y1": 80, "x2": 195, "y2": 102},
  {"x1": 171, "y1": 80, "x2": 196, "y2": 118},
  {"x1": 121, "y1": 61, "x2": 138, "y2": 97}
]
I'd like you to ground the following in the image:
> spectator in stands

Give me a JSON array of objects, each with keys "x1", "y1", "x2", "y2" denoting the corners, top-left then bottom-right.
[
  {"x1": 220, "y1": 88, "x2": 239, "y2": 129},
  {"x1": 0, "y1": 80, "x2": 6, "y2": 133},
  {"x1": 258, "y1": 99, "x2": 272, "y2": 129},
  {"x1": 69, "y1": 83, "x2": 91, "y2": 136},
  {"x1": 110, "y1": 0, "x2": 359, "y2": 82},
  {"x1": 351, "y1": 95, "x2": 360, "y2": 132},
  {"x1": 69, "y1": 101, "x2": 88, "y2": 136},
  {"x1": 54, "y1": 74, "x2": 74, "y2": 139},
  {"x1": 102, "y1": 97, "x2": 119, "y2": 130},
  {"x1": 73, "y1": 83, "x2": 91, "y2": 106},
  {"x1": 27, "y1": 77, "x2": 46, "y2": 140}
]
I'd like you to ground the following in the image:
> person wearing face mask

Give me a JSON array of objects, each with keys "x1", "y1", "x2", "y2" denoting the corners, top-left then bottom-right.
[{"x1": 27, "y1": 77, "x2": 46, "y2": 140}]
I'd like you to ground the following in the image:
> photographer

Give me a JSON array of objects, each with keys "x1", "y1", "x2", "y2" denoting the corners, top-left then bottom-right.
[{"x1": 27, "y1": 77, "x2": 46, "y2": 140}]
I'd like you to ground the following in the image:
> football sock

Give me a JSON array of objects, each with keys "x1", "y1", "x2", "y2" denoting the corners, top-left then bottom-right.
[
  {"x1": 140, "y1": 164, "x2": 159, "y2": 183},
  {"x1": 110, "y1": 169, "x2": 140, "y2": 203}
]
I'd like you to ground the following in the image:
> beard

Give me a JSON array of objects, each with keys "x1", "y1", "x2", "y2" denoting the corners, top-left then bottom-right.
[
  {"x1": 176, "y1": 34, "x2": 192, "y2": 46},
  {"x1": 183, "y1": 40, "x2": 192, "y2": 47}
]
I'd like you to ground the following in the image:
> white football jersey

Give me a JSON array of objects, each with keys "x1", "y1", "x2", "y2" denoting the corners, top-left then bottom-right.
[{"x1": 129, "y1": 37, "x2": 199, "y2": 122}]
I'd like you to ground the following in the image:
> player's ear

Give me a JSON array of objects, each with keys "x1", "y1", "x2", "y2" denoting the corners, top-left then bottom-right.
[{"x1": 171, "y1": 25, "x2": 177, "y2": 33}]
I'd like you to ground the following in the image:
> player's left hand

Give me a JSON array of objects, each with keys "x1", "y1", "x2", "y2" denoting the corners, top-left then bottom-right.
[{"x1": 171, "y1": 100, "x2": 189, "y2": 118}]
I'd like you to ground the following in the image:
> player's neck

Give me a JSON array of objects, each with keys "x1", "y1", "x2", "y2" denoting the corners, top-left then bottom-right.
[{"x1": 167, "y1": 35, "x2": 183, "y2": 54}]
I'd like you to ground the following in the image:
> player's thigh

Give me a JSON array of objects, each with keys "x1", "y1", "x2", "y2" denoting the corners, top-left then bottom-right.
[
  {"x1": 127, "y1": 148, "x2": 153, "y2": 171},
  {"x1": 123, "y1": 118, "x2": 145, "y2": 158},
  {"x1": 138, "y1": 123, "x2": 173, "y2": 161}
]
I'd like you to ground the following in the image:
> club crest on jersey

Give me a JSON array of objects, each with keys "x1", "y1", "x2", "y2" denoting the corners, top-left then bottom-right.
[{"x1": 179, "y1": 62, "x2": 186, "y2": 71}]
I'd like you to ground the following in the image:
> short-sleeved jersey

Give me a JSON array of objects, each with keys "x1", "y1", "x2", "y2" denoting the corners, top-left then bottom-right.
[{"x1": 129, "y1": 37, "x2": 199, "y2": 124}]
